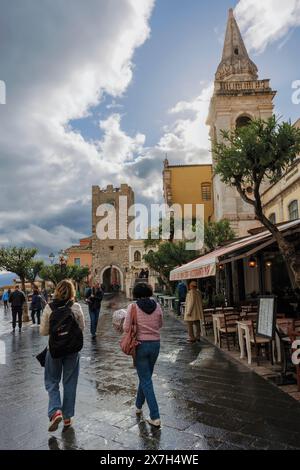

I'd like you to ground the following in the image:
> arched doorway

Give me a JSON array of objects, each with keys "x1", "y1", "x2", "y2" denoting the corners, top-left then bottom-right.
[{"x1": 100, "y1": 265, "x2": 124, "y2": 292}]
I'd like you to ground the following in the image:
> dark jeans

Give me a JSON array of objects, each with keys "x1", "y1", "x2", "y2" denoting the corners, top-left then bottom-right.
[
  {"x1": 89, "y1": 308, "x2": 100, "y2": 336},
  {"x1": 12, "y1": 306, "x2": 23, "y2": 329},
  {"x1": 135, "y1": 341, "x2": 160, "y2": 420},
  {"x1": 31, "y1": 309, "x2": 41, "y2": 324}
]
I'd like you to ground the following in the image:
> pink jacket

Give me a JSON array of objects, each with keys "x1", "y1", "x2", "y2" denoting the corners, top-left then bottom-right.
[{"x1": 124, "y1": 302, "x2": 163, "y2": 341}]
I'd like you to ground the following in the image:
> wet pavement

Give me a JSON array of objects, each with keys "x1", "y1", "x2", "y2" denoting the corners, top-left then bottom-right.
[{"x1": 1, "y1": 298, "x2": 300, "y2": 450}]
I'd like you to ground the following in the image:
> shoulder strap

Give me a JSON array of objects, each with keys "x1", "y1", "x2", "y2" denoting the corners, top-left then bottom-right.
[{"x1": 131, "y1": 303, "x2": 137, "y2": 326}]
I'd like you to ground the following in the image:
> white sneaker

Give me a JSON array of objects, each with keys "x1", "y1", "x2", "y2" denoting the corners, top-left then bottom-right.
[
  {"x1": 135, "y1": 407, "x2": 143, "y2": 415},
  {"x1": 147, "y1": 417, "x2": 161, "y2": 427}
]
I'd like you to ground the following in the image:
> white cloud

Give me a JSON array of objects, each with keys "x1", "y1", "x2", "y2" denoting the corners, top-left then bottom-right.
[
  {"x1": 235, "y1": 0, "x2": 300, "y2": 53},
  {"x1": 157, "y1": 83, "x2": 214, "y2": 164},
  {"x1": 98, "y1": 114, "x2": 145, "y2": 165},
  {"x1": 0, "y1": 0, "x2": 155, "y2": 253}
]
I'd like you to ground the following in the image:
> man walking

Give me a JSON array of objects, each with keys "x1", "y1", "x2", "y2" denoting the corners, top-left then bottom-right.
[
  {"x1": 9, "y1": 285, "x2": 26, "y2": 333},
  {"x1": 85, "y1": 282, "x2": 103, "y2": 340}
]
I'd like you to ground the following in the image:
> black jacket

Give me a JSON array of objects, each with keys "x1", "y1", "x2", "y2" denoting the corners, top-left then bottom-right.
[
  {"x1": 31, "y1": 293, "x2": 44, "y2": 310},
  {"x1": 9, "y1": 290, "x2": 26, "y2": 307},
  {"x1": 86, "y1": 287, "x2": 103, "y2": 311}
]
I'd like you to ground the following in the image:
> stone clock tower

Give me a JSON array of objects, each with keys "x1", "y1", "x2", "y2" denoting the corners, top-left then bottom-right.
[{"x1": 206, "y1": 8, "x2": 276, "y2": 236}]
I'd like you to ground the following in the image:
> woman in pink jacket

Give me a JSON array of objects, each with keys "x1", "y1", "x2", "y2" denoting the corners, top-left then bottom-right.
[{"x1": 124, "y1": 283, "x2": 163, "y2": 428}]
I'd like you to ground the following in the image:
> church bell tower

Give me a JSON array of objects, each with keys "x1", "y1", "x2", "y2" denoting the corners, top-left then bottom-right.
[{"x1": 206, "y1": 8, "x2": 276, "y2": 236}]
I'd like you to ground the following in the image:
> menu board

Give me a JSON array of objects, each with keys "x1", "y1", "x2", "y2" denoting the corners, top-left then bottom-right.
[{"x1": 257, "y1": 296, "x2": 276, "y2": 339}]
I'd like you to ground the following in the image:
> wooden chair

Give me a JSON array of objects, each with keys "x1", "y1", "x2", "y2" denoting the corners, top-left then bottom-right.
[
  {"x1": 201, "y1": 309, "x2": 214, "y2": 336},
  {"x1": 219, "y1": 312, "x2": 240, "y2": 350},
  {"x1": 250, "y1": 320, "x2": 273, "y2": 366}
]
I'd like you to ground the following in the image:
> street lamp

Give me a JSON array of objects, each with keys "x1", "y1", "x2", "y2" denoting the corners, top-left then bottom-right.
[{"x1": 49, "y1": 253, "x2": 55, "y2": 265}]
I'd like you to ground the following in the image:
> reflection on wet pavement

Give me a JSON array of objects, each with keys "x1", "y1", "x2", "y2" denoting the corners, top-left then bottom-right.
[{"x1": 1, "y1": 298, "x2": 300, "y2": 450}]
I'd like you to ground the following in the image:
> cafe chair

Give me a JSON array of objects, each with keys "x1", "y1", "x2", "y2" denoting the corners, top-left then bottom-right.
[
  {"x1": 201, "y1": 309, "x2": 214, "y2": 336},
  {"x1": 219, "y1": 312, "x2": 240, "y2": 350},
  {"x1": 250, "y1": 320, "x2": 273, "y2": 366}
]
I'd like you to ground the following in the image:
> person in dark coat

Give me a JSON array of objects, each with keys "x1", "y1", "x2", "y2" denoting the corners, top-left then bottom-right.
[
  {"x1": 177, "y1": 280, "x2": 187, "y2": 316},
  {"x1": 85, "y1": 282, "x2": 104, "y2": 339},
  {"x1": 31, "y1": 287, "x2": 45, "y2": 326},
  {"x1": 9, "y1": 285, "x2": 26, "y2": 333}
]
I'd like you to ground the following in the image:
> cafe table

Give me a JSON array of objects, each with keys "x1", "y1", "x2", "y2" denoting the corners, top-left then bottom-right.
[{"x1": 161, "y1": 296, "x2": 176, "y2": 310}]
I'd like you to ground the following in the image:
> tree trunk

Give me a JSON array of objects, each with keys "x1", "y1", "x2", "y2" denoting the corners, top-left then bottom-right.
[
  {"x1": 257, "y1": 211, "x2": 300, "y2": 290},
  {"x1": 237, "y1": 183, "x2": 300, "y2": 291},
  {"x1": 21, "y1": 276, "x2": 30, "y2": 322}
]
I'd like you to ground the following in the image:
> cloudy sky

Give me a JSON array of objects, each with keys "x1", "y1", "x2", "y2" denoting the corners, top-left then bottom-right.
[{"x1": 0, "y1": 0, "x2": 300, "y2": 258}]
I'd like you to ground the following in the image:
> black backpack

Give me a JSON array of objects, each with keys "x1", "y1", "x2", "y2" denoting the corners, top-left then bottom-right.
[{"x1": 49, "y1": 301, "x2": 83, "y2": 359}]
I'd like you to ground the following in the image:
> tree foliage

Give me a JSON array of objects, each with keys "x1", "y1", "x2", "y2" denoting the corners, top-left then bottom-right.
[
  {"x1": 214, "y1": 116, "x2": 300, "y2": 288},
  {"x1": 25, "y1": 260, "x2": 45, "y2": 283},
  {"x1": 143, "y1": 241, "x2": 197, "y2": 292},
  {"x1": 39, "y1": 264, "x2": 89, "y2": 286},
  {"x1": 0, "y1": 247, "x2": 38, "y2": 290},
  {"x1": 204, "y1": 220, "x2": 235, "y2": 251}
]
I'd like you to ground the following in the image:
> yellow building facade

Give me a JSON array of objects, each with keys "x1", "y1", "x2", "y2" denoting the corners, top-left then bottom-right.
[{"x1": 163, "y1": 159, "x2": 213, "y2": 222}]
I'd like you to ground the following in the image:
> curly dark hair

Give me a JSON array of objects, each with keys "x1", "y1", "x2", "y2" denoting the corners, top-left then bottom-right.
[{"x1": 133, "y1": 283, "x2": 153, "y2": 299}]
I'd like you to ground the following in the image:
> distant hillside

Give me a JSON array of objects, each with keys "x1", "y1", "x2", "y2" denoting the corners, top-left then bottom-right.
[{"x1": 0, "y1": 272, "x2": 16, "y2": 287}]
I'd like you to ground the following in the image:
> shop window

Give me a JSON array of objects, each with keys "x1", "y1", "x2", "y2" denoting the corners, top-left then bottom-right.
[
  {"x1": 201, "y1": 183, "x2": 211, "y2": 201},
  {"x1": 288, "y1": 200, "x2": 299, "y2": 221},
  {"x1": 134, "y1": 250, "x2": 141, "y2": 262},
  {"x1": 268, "y1": 213, "x2": 276, "y2": 224}
]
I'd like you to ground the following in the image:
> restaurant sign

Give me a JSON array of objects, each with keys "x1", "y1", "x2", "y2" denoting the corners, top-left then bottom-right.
[
  {"x1": 170, "y1": 262, "x2": 216, "y2": 281},
  {"x1": 257, "y1": 296, "x2": 277, "y2": 339}
]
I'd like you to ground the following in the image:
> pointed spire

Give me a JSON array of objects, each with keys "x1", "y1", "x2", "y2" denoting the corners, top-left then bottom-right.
[{"x1": 216, "y1": 8, "x2": 258, "y2": 81}]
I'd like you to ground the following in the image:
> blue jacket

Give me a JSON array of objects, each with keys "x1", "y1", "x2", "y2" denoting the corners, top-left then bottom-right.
[
  {"x1": 178, "y1": 282, "x2": 187, "y2": 300},
  {"x1": 2, "y1": 291, "x2": 9, "y2": 301}
]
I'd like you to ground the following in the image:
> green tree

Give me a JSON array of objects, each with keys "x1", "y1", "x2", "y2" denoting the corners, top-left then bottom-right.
[
  {"x1": 143, "y1": 241, "x2": 197, "y2": 293},
  {"x1": 214, "y1": 116, "x2": 300, "y2": 289},
  {"x1": 204, "y1": 219, "x2": 235, "y2": 251},
  {"x1": 0, "y1": 247, "x2": 38, "y2": 322},
  {"x1": 0, "y1": 247, "x2": 38, "y2": 292},
  {"x1": 25, "y1": 260, "x2": 45, "y2": 284},
  {"x1": 39, "y1": 264, "x2": 89, "y2": 289}
]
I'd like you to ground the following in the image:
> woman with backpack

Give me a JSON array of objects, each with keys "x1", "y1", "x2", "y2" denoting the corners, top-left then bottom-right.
[
  {"x1": 40, "y1": 279, "x2": 85, "y2": 432},
  {"x1": 123, "y1": 283, "x2": 163, "y2": 428}
]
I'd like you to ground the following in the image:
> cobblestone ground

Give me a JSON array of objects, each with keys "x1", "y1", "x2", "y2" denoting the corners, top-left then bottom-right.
[{"x1": 1, "y1": 299, "x2": 300, "y2": 451}]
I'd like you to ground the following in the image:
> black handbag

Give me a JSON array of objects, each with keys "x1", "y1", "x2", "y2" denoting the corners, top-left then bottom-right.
[{"x1": 36, "y1": 347, "x2": 48, "y2": 367}]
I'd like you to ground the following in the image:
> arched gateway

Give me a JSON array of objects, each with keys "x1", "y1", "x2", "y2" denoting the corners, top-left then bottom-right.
[{"x1": 99, "y1": 265, "x2": 124, "y2": 292}]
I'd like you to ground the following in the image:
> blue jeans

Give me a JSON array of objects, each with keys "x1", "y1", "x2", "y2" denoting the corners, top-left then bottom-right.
[
  {"x1": 135, "y1": 341, "x2": 160, "y2": 420},
  {"x1": 44, "y1": 350, "x2": 80, "y2": 419},
  {"x1": 89, "y1": 309, "x2": 100, "y2": 336}
]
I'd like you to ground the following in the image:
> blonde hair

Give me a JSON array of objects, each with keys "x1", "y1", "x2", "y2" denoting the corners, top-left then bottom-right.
[{"x1": 54, "y1": 279, "x2": 76, "y2": 301}]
